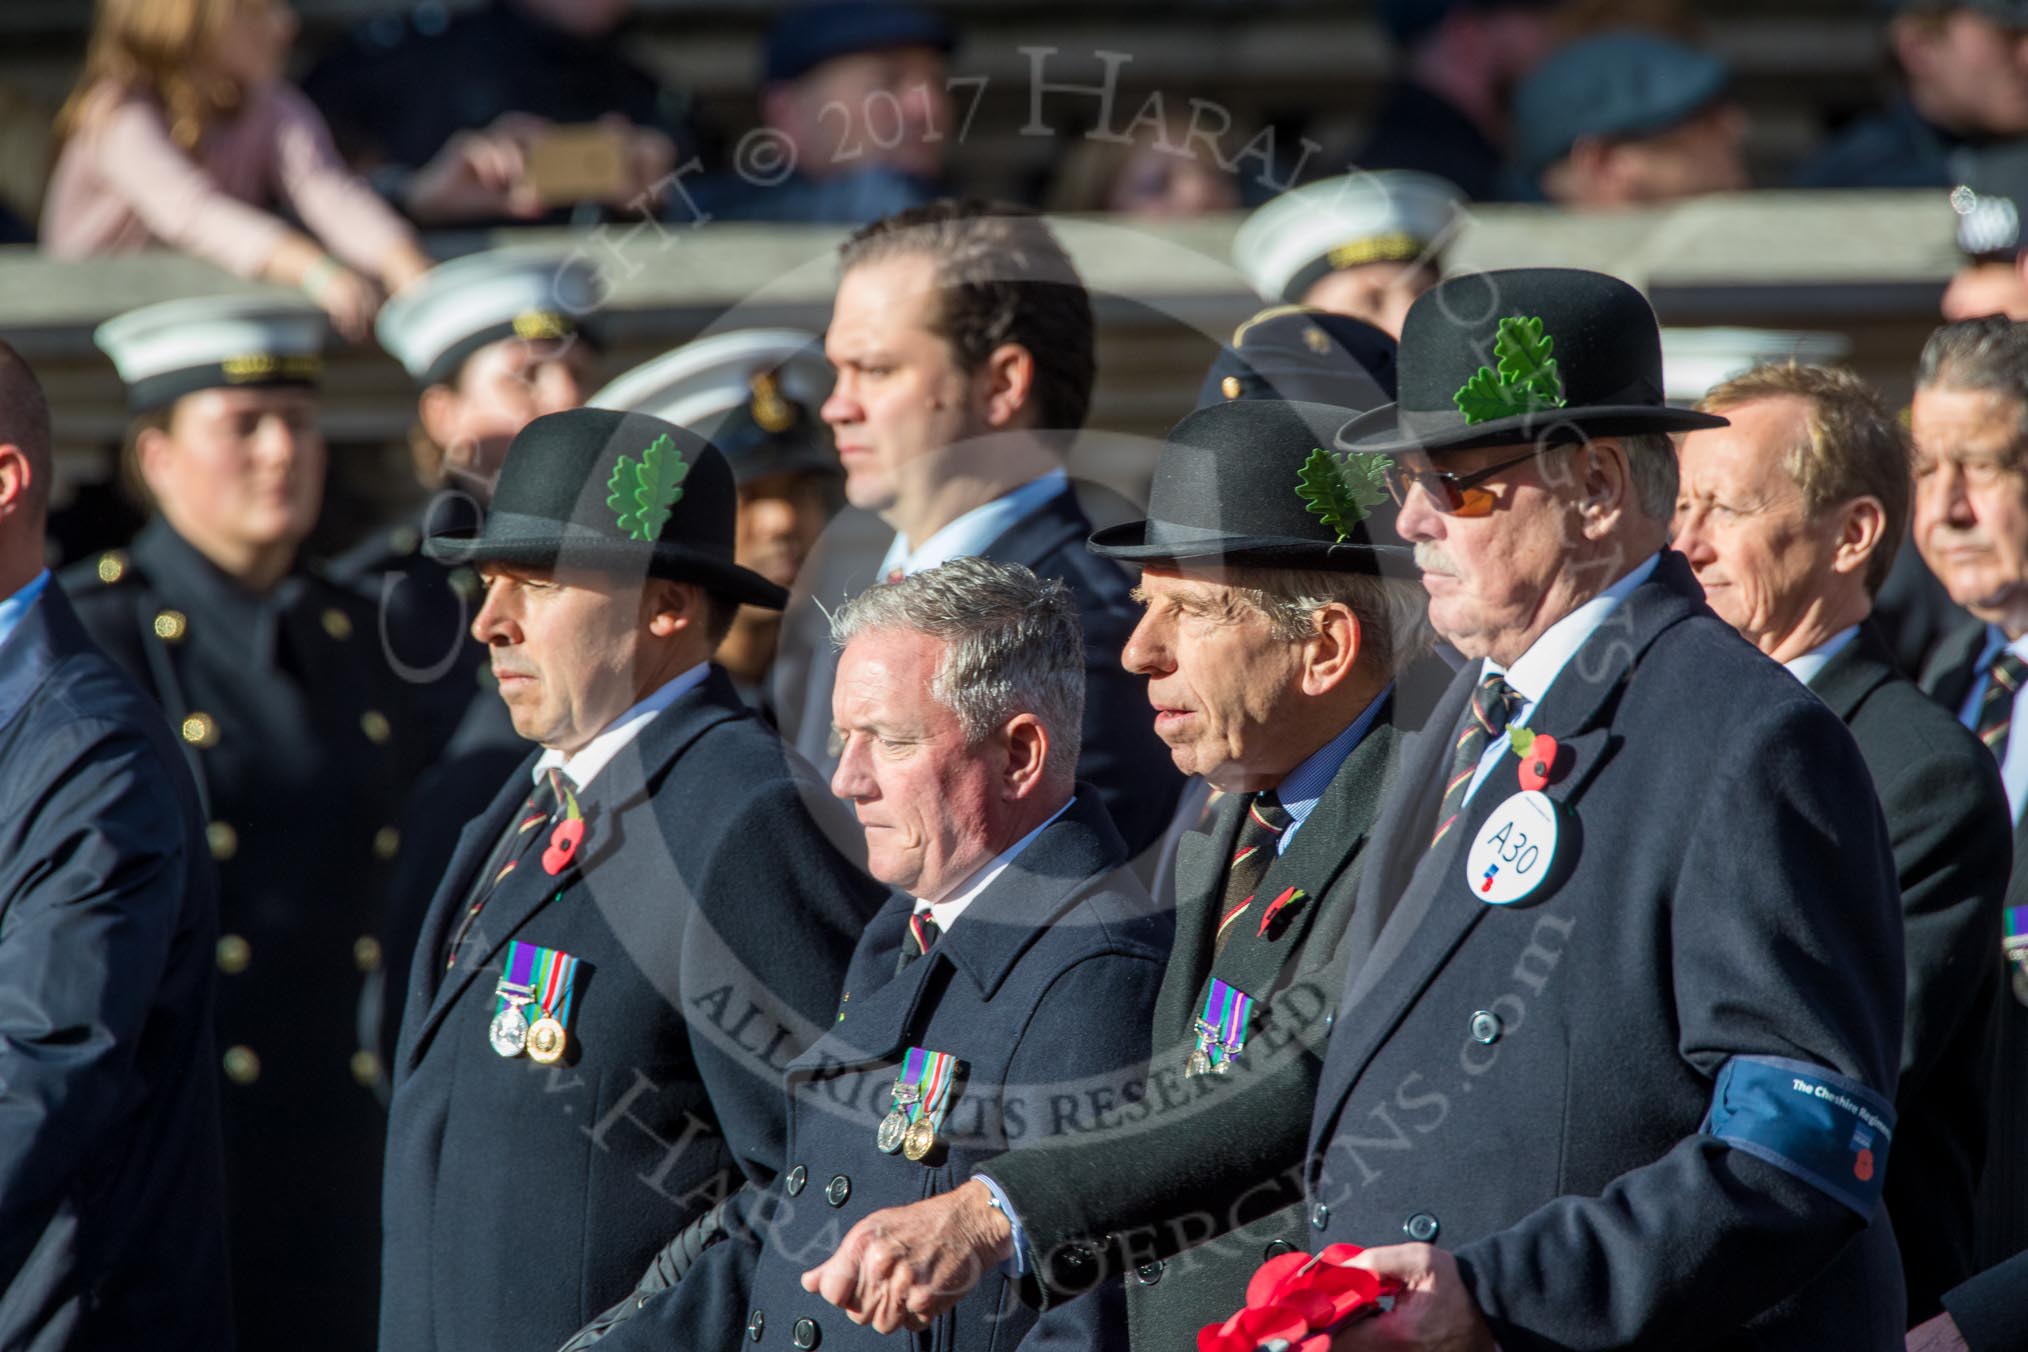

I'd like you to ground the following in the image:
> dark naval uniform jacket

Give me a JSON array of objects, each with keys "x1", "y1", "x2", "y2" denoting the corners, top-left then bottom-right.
[
  {"x1": 381, "y1": 666, "x2": 887, "y2": 1352},
  {"x1": 973, "y1": 666, "x2": 1447, "y2": 1351},
  {"x1": 770, "y1": 489, "x2": 1184, "y2": 856},
  {"x1": 1923, "y1": 620, "x2": 2028, "y2": 1276},
  {"x1": 1307, "y1": 553, "x2": 1909, "y2": 1350},
  {"x1": 568, "y1": 792, "x2": 1171, "y2": 1352},
  {"x1": 62, "y1": 518, "x2": 426, "y2": 1352},
  {"x1": 0, "y1": 583, "x2": 230, "y2": 1350},
  {"x1": 1809, "y1": 621, "x2": 2012, "y2": 1320}
]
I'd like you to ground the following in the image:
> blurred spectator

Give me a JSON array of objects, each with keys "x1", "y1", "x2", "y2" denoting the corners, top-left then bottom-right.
[
  {"x1": 302, "y1": 0, "x2": 688, "y2": 226},
  {"x1": 1797, "y1": 0, "x2": 2028, "y2": 198},
  {"x1": 588, "y1": 329, "x2": 843, "y2": 704},
  {"x1": 1512, "y1": 30, "x2": 1749, "y2": 208},
  {"x1": 1045, "y1": 112, "x2": 1243, "y2": 218},
  {"x1": 42, "y1": 0, "x2": 432, "y2": 342},
  {"x1": 1231, "y1": 170, "x2": 1462, "y2": 337},
  {"x1": 1554, "y1": 0, "x2": 1699, "y2": 40},
  {"x1": 689, "y1": 1, "x2": 954, "y2": 223},
  {"x1": 1356, "y1": 0, "x2": 1560, "y2": 201}
]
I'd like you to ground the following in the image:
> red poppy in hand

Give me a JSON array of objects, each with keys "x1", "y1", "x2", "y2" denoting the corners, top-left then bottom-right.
[{"x1": 542, "y1": 819, "x2": 585, "y2": 875}]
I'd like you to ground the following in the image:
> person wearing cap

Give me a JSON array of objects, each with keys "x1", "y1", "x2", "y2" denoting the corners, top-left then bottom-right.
[
  {"x1": 795, "y1": 397, "x2": 1448, "y2": 1352},
  {"x1": 1286, "y1": 269, "x2": 1908, "y2": 1347},
  {"x1": 62, "y1": 295, "x2": 430, "y2": 1351},
  {"x1": 555, "y1": 556, "x2": 1171, "y2": 1352},
  {"x1": 1673, "y1": 361, "x2": 2010, "y2": 1324},
  {"x1": 0, "y1": 340, "x2": 231, "y2": 1350},
  {"x1": 1233, "y1": 174, "x2": 1462, "y2": 340},
  {"x1": 1356, "y1": 0, "x2": 1561, "y2": 203},
  {"x1": 688, "y1": 0, "x2": 954, "y2": 224},
  {"x1": 1797, "y1": 2, "x2": 2028, "y2": 198},
  {"x1": 771, "y1": 199, "x2": 1183, "y2": 858},
  {"x1": 587, "y1": 328, "x2": 844, "y2": 703},
  {"x1": 1511, "y1": 30, "x2": 1749, "y2": 208},
  {"x1": 378, "y1": 407, "x2": 887, "y2": 1352}
]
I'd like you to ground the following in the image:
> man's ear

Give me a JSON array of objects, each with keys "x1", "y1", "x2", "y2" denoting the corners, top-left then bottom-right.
[
  {"x1": 1572, "y1": 438, "x2": 1635, "y2": 541},
  {"x1": 644, "y1": 580, "x2": 710, "y2": 638},
  {"x1": 1300, "y1": 601, "x2": 1364, "y2": 697},
  {"x1": 1830, "y1": 495, "x2": 1887, "y2": 579},
  {"x1": 0, "y1": 443, "x2": 29, "y2": 518},
  {"x1": 999, "y1": 712, "x2": 1051, "y2": 800},
  {"x1": 974, "y1": 343, "x2": 1037, "y2": 431}
]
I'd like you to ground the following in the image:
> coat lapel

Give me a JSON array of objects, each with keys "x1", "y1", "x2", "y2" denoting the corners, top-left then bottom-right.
[
  {"x1": 1805, "y1": 623, "x2": 1899, "y2": 724},
  {"x1": 1920, "y1": 619, "x2": 1989, "y2": 711},
  {"x1": 0, "y1": 583, "x2": 66, "y2": 738},
  {"x1": 978, "y1": 485, "x2": 1087, "y2": 568}
]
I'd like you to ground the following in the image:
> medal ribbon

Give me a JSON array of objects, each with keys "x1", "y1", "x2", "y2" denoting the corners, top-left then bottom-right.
[
  {"x1": 913, "y1": 1050, "x2": 957, "y2": 1134},
  {"x1": 1194, "y1": 979, "x2": 1254, "y2": 1071},
  {"x1": 2005, "y1": 906, "x2": 2028, "y2": 960},
  {"x1": 528, "y1": 942, "x2": 581, "y2": 1024},
  {"x1": 891, "y1": 1047, "x2": 930, "y2": 1116},
  {"x1": 494, "y1": 939, "x2": 540, "y2": 1018}
]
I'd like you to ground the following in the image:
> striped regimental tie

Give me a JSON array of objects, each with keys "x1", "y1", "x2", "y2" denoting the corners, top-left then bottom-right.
[
  {"x1": 896, "y1": 908, "x2": 942, "y2": 975},
  {"x1": 1430, "y1": 673, "x2": 1525, "y2": 850},
  {"x1": 444, "y1": 768, "x2": 564, "y2": 969},
  {"x1": 1212, "y1": 791, "x2": 1294, "y2": 957},
  {"x1": 1977, "y1": 652, "x2": 2028, "y2": 763}
]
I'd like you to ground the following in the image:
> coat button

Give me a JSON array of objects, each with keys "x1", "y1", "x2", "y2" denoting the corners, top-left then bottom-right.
[
  {"x1": 1310, "y1": 1202, "x2": 1329, "y2": 1230},
  {"x1": 1469, "y1": 1011, "x2": 1502, "y2": 1045},
  {"x1": 206, "y1": 821, "x2": 238, "y2": 861},
  {"x1": 354, "y1": 936, "x2": 383, "y2": 972},
  {"x1": 95, "y1": 550, "x2": 127, "y2": 584},
  {"x1": 321, "y1": 607, "x2": 354, "y2": 640},
  {"x1": 1404, "y1": 1212, "x2": 1440, "y2": 1242},
  {"x1": 351, "y1": 1050, "x2": 381, "y2": 1086},
  {"x1": 360, "y1": 710, "x2": 392, "y2": 744},
  {"x1": 152, "y1": 609, "x2": 187, "y2": 642},
  {"x1": 746, "y1": 1309, "x2": 764, "y2": 1342},
  {"x1": 1263, "y1": 1240, "x2": 1295, "y2": 1261},
  {"x1": 1324, "y1": 1010, "x2": 1334, "y2": 1029},
  {"x1": 373, "y1": 826, "x2": 402, "y2": 861},
  {"x1": 785, "y1": 1164, "x2": 807, "y2": 1197},
  {"x1": 216, "y1": 934, "x2": 251, "y2": 974},
  {"x1": 791, "y1": 1318, "x2": 820, "y2": 1349},
  {"x1": 223, "y1": 1045, "x2": 261, "y2": 1085},
  {"x1": 1134, "y1": 1260, "x2": 1164, "y2": 1286},
  {"x1": 825, "y1": 1175, "x2": 850, "y2": 1207},
  {"x1": 180, "y1": 712, "x2": 219, "y2": 748}
]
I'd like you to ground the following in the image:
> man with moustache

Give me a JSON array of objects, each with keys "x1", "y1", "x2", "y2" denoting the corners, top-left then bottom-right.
[
  {"x1": 1673, "y1": 360, "x2": 2011, "y2": 1322},
  {"x1": 769, "y1": 198, "x2": 1181, "y2": 856},
  {"x1": 1912, "y1": 316, "x2": 2028, "y2": 1274},
  {"x1": 794, "y1": 394, "x2": 1442, "y2": 1351},
  {"x1": 1300, "y1": 269, "x2": 1905, "y2": 1349}
]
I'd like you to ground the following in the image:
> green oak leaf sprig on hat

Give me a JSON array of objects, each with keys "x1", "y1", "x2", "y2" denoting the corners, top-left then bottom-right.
[
  {"x1": 1453, "y1": 315, "x2": 1566, "y2": 426},
  {"x1": 607, "y1": 433, "x2": 690, "y2": 541},
  {"x1": 1295, "y1": 446, "x2": 1390, "y2": 543}
]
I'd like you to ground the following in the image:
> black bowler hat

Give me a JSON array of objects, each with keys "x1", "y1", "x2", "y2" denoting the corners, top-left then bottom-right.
[
  {"x1": 1195, "y1": 307, "x2": 1398, "y2": 412},
  {"x1": 1089, "y1": 400, "x2": 1412, "y2": 574},
  {"x1": 424, "y1": 408, "x2": 789, "y2": 610},
  {"x1": 1335, "y1": 267, "x2": 1728, "y2": 457}
]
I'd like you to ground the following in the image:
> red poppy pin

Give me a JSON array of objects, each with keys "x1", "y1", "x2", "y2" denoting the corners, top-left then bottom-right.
[
  {"x1": 1256, "y1": 886, "x2": 1310, "y2": 939},
  {"x1": 1508, "y1": 726, "x2": 1561, "y2": 792},
  {"x1": 541, "y1": 788, "x2": 587, "y2": 876}
]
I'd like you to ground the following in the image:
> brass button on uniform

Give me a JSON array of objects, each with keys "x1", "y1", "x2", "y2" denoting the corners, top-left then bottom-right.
[
  {"x1": 353, "y1": 936, "x2": 383, "y2": 973},
  {"x1": 180, "y1": 712, "x2": 219, "y2": 748},
  {"x1": 216, "y1": 934, "x2": 251, "y2": 975},
  {"x1": 791, "y1": 1317, "x2": 820, "y2": 1349},
  {"x1": 95, "y1": 550, "x2": 127, "y2": 584},
  {"x1": 350, "y1": 1050, "x2": 381, "y2": 1086},
  {"x1": 785, "y1": 1164, "x2": 807, "y2": 1197},
  {"x1": 824, "y1": 1175, "x2": 850, "y2": 1207},
  {"x1": 389, "y1": 526, "x2": 421, "y2": 556},
  {"x1": 206, "y1": 821, "x2": 238, "y2": 861},
  {"x1": 152, "y1": 609, "x2": 188, "y2": 642},
  {"x1": 1220, "y1": 374, "x2": 1243, "y2": 400},
  {"x1": 222, "y1": 1045, "x2": 261, "y2": 1085},
  {"x1": 373, "y1": 826, "x2": 401, "y2": 860},
  {"x1": 360, "y1": 710, "x2": 392, "y2": 744},
  {"x1": 321, "y1": 607, "x2": 354, "y2": 641}
]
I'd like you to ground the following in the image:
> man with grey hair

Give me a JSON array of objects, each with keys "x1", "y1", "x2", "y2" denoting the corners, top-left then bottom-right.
[
  {"x1": 566, "y1": 554, "x2": 1170, "y2": 1352},
  {"x1": 1912, "y1": 315, "x2": 2028, "y2": 1289},
  {"x1": 798, "y1": 395, "x2": 1445, "y2": 1351}
]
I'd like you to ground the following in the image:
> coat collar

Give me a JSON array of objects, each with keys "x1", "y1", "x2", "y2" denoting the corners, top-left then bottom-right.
[
  {"x1": 1921, "y1": 619, "x2": 1992, "y2": 713},
  {"x1": 0, "y1": 582, "x2": 75, "y2": 735},
  {"x1": 1804, "y1": 620, "x2": 1899, "y2": 723},
  {"x1": 132, "y1": 518, "x2": 305, "y2": 669},
  {"x1": 975, "y1": 481, "x2": 1090, "y2": 565}
]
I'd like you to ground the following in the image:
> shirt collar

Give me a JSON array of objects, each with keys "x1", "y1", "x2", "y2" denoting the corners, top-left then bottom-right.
[
  {"x1": 1977, "y1": 623, "x2": 2028, "y2": 669},
  {"x1": 0, "y1": 570, "x2": 50, "y2": 652},
  {"x1": 918, "y1": 796, "x2": 1075, "y2": 933},
  {"x1": 1783, "y1": 624, "x2": 1861, "y2": 688},
  {"x1": 532, "y1": 662, "x2": 709, "y2": 792},
  {"x1": 1273, "y1": 684, "x2": 1392, "y2": 830},
  {"x1": 877, "y1": 471, "x2": 1069, "y2": 579},
  {"x1": 1487, "y1": 552, "x2": 1660, "y2": 709}
]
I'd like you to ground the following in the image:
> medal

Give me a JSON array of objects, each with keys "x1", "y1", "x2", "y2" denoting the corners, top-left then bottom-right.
[
  {"x1": 526, "y1": 1015, "x2": 568, "y2": 1064},
  {"x1": 876, "y1": 1110, "x2": 910, "y2": 1154},
  {"x1": 1186, "y1": 1048, "x2": 1211, "y2": 1077},
  {"x1": 902, "y1": 1118, "x2": 937, "y2": 1161},
  {"x1": 489, "y1": 998, "x2": 530, "y2": 1057},
  {"x1": 2006, "y1": 909, "x2": 2028, "y2": 1008},
  {"x1": 876, "y1": 1053, "x2": 932, "y2": 1154},
  {"x1": 1186, "y1": 981, "x2": 1253, "y2": 1077}
]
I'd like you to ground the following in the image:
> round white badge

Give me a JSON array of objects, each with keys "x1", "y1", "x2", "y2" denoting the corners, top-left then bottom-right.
[{"x1": 1463, "y1": 790, "x2": 1561, "y2": 906}]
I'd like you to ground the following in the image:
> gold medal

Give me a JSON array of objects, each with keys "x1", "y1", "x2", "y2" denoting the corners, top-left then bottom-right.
[
  {"x1": 901, "y1": 1118, "x2": 937, "y2": 1161},
  {"x1": 526, "y1": 1015, "x2": 568, "y2": 1064},
  {"x1": 876, "y1": 1109, "x2": 909, "y2": 1154}
]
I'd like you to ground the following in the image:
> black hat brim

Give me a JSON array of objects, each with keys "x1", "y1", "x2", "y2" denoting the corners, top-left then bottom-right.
[
  {"x1": 1335, "y1": 401, "x2": 1728, "y2": 456},
  {"x1": 424, "y1": 518, "x2": 789, "y2": 610},
  {"x1": 1088, "y1": 519, "x2": 1414, "y2": 574}
]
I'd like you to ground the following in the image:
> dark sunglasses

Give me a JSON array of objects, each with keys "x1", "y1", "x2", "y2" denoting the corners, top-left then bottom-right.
[{"x1": 1381, "y1": 445, "x2": 1565, "y2": 518}]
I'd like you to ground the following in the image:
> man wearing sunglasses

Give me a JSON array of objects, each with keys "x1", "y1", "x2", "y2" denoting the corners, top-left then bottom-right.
[{"x1": 1304, "y1": 268, "x2": 1910, "y2": 1348}]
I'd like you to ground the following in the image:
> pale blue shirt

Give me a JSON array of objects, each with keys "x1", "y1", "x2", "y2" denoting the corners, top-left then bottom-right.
[
  {"x1": 1782, "y1": 624, "x2": 1860, "y2": 691},
  {"x1": 875, "y1": 472, "x2": 1070, "y2": 579},
  {"x1": 1272, "y1": 684, "x2": 1392, "y2": 853},
  {"x1": 1465, "y1": 553, "x2": 1660, "y2": 807},
  {"x1": 1955, "y1": 625, "x2": 2028, "y2": 823},
  {"x1": 531, "y1": 662, "x2": 709, "y2": 792},
  {"x1": 0, "y1": 569, "x2": 50, "y2": 652}
]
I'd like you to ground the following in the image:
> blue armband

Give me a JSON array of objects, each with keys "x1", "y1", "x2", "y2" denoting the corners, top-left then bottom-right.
[{"x1": 1702, "y1": 1055, "x2": 1895, "y2": 1216}]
